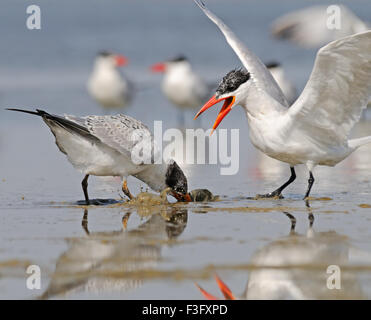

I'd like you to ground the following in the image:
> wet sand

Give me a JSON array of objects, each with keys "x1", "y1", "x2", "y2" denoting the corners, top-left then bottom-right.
[
  {"x1": 1, "y1": 0, "x2": 371, "y2": 299},
  {"x1": 1, "y1": 119, "x2": 371, "y2": 299}
]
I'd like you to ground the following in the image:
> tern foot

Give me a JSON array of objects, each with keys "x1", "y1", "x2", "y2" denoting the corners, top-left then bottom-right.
[
  {"x1": 118, "y1": 193, "x2": 132, "y2": 203},
  {"x1": 76, "y1": 198, "x2": 121, "y2": 206},
  {"x1": 255, "y1": 191, "x2": 284, "y2": 199},
  {"x1": 122, "y1": 212, "x2": 132, "y2": 230}
]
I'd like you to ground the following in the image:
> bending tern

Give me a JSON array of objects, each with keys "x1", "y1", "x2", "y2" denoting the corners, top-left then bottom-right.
[
  {"x1": 193, "y1": 0, "x2": 371, "y2": 199},
  {"x1": 7, "y1": 109, "x2": 191, "y2": 204},
  {"x1": 87, "y1": 51, "x2": 133, "y2": 111},
  {"x1": 151, "y1": 55, "x2": 212, "y2": 125}
]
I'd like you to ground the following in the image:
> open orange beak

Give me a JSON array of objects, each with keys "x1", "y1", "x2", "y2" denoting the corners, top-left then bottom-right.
[
  {"x1": 194, "y1": 95, "x2": 235, "y2": 134},
  {"x1": 114, "y1": 55, "x2": 128, "y2": 67},
  {"x1": 150, "y1": 62, "x2": 166, "y2": 73}
]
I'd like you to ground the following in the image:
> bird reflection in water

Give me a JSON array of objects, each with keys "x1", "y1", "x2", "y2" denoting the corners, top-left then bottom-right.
[
  {"x1": 40, "y1": 207, "x2": 187, "y2": 299},
  {"x1": 197, "y1": 203, "x2": 365, "y2": 300}
]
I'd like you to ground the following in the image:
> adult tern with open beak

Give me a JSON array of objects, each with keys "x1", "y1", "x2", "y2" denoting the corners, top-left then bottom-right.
[
  {"x1": 6, "y1": 109, "x2": 191, "y2": 204},
  {"x1": 193, "y1": 0, "x2": 371, "y2": 199}
]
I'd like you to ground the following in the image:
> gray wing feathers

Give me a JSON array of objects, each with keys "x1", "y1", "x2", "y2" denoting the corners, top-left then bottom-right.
[{"x1": 84, "y1": 115, "x2": 153, "y2": 164}]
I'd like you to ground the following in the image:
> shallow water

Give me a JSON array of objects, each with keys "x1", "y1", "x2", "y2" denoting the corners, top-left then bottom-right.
[{"x1": 1, "y1": 0, "x2": 371, "y2": 299}]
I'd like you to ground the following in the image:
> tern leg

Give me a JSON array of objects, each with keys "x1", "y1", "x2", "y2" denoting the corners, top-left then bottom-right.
[
  {"x1": 81, "y1": 174, "x2": 90, "y2": 205},
  {"x1": 122, "y1": 179, "x2": 134, "y2": 200},
  {"x1": 283, "y1": 211, "x2": 296, "y2": 233},
  {"x1": 305, "y1": 198, "x2": 315, "y2": 227},
  {"x1": 178, "y1": 110, "x2": 185, "y2": 128},
  {"x1": 82, "y1": 209, "x2": 90, "y2": 235},
  {"x1": 258, "y1": 166, "x2": 296, "y2": 198},
  {"x1": 304, "y1": 171, "x2": 315, "y2": 199},
  {"x1": 122, "y1": 212, "x2": 132, "y2": 230}
]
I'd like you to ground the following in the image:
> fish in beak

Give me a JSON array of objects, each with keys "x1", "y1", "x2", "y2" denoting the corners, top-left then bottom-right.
[{"x1": 194, "y1": 95, "x2": 235, "y2": 134}]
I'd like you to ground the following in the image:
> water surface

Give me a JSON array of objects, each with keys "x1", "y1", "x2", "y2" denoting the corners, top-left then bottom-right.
[{"x1": 1, "y1": 0, "x2": 371, "y2": 299}]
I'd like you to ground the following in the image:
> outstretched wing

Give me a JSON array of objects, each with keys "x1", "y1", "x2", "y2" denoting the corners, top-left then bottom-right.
[
  {"x1": 194, "y1": 0, "x2": 288, "y2": 107},
  {"x1": 288, "y1": 31, "x2": 371, "y2": 146},
  {"x1": 66, "y1": 114, "x2": 155, "y2": 165}
]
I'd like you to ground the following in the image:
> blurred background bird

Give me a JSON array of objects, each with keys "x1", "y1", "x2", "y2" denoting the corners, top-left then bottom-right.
[
  {"x1": 150, "y1": 55, "x2": 212, "y2": 127},
  {"x1": 265, "y1": 61, "x2": 296, "y2": 104},
  {"x1": 271, "y1": 4, "x2": 369, "y2": 49},
  {"x1": 87, "y1": 51, "x2": 133, "y2": 113},
  {"x1": 272, "y1": 4, "x2": 370, "y2": 110}
]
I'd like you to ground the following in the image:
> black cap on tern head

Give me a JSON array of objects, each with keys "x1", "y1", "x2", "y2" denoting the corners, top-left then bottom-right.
[
  {"x1": 170, "y1": 55, "x2": 188, "y2": 63},
  {"x1": 216, "y1": 68, "x2": 250, "y2": 96},
  {"x1": 165, "y1": 209, "x2": 188, "y2": 239},
  {"x1": 98, "y1": 51, "x2": 112, "y2": 57},
  {"x1": 265, "y1": 61, "x2": 281, "y2": 69},
  {"x1": 165, "y1": 160, "x2": 188, "y2": 195}
]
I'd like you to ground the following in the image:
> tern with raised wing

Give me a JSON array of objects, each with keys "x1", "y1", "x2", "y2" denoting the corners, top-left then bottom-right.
[
  {"x1": 88, "y1": 51, "x2": 133, "y2": 111},
  {"x1": 193, "y1": 0, "x2": 371, "y2": 199},
  {"x1": 7, "y1": 109, "x2": 191, "y2": 204}
]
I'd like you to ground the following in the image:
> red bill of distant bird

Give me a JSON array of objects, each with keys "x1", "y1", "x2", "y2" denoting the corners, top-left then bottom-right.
[
  {"x1": 150, "y1": 62, "x2": 166, "y2": 72},
  {"x1": 114, "y1": 54, "x2": 128, "y2": 67}
]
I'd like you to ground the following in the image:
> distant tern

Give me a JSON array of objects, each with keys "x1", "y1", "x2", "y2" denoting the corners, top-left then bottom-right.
[
  {"x1": 193, "y1": 0, "x2": 371, "y2": 199},
  {"x1": 265, "y1": 61, "x2": 296, "y2": 104},
  {"x1": 87, "y1": 51, "x2": 133, "y2": 110},
  {"x1": 150, "y1": 55, "x2": 212, "y2": 125},
  {"x1": 272, "y1": 5, "x2": 369, "y2": 48},
  {"x1": 7, "y1": 109, "x2": 191, "y2": 204}
]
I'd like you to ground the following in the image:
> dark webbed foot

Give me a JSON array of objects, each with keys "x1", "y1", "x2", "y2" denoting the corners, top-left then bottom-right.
[
  {"x1": 256, "y1": 190, "x2": 284, "y2": 199},
  {"x1": 255, "y1": 167, "x2": 296, "y2": 200}
]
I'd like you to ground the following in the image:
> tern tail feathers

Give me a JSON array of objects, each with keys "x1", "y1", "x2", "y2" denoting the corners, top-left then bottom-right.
[
  {"x1": 6, "y1": 108, "x2": 46, "y2": 116},
  {"x1": 7, "y1": 108, "x2": 95, "y2": 140},
  {"x1": 348, "y1": 136, "x2": 371, "y2": 149}
]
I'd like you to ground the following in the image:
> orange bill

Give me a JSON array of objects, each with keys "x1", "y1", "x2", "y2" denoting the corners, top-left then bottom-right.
[
  {"x1": 194, "y1": 95, "x2": 235, "y2": 134},
  {"x1": 150, "y1": 62, "x2": 166, "y2": 72},
  {"x1": 195, "y1": 283, "x2": 219, "y2": 300},
  {"x1": 215, "y1": 274, "x2": 235, "y2": 300},
  {"x1": 114, "y1": 55, "x2": 128, "y2": 67},
  {"x1": 171, "y1": 191, "x2": 192, "y2": 202}
]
